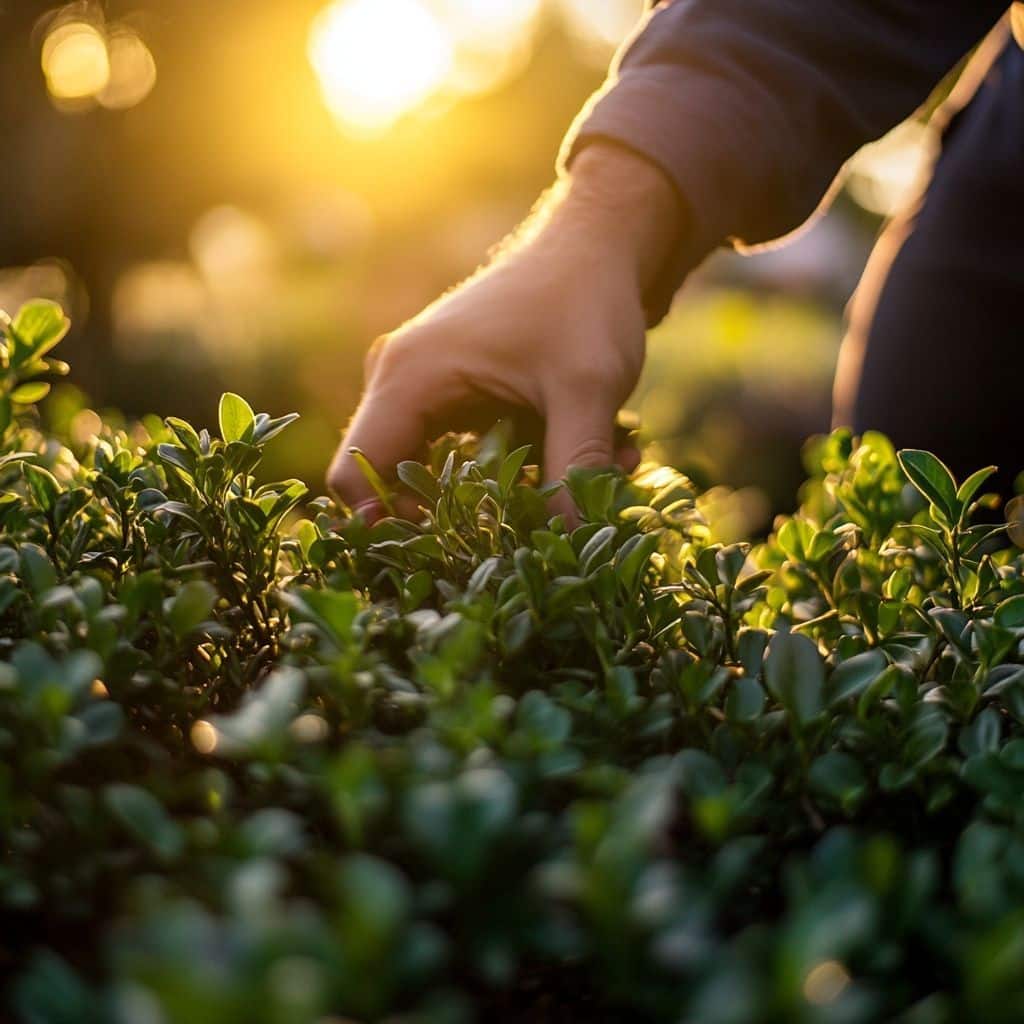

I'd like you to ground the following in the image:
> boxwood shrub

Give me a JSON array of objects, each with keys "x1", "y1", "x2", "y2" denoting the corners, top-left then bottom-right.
[{"x1": 4, "y1": 300, "x2": 1024, "y2": 1024}]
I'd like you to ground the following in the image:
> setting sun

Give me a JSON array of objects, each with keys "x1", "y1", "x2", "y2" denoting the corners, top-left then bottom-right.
[{"x1": 308, "y1": 0, "x2": 454, "y2": 134}]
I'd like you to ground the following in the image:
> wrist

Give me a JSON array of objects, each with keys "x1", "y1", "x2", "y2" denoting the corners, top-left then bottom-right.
[{"x1": 556, "y1": 142, "x2": 684, "y2": 293}]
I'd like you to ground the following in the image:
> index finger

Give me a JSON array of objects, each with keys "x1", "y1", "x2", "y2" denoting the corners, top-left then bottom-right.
[{"x1": 327, "y1": 383, "x2": 427, "y2": 518}]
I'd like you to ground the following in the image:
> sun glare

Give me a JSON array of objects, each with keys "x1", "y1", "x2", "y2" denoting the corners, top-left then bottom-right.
[
  {"x1": 43, "y1": 21, "x2": 110, "y2": 101},
  {"x1": 41, "y1": 14, "x2": 156, "y2": 111},
  {"x1": 439, "y1": 0, "x2": 541, "y2": 49},
  {"x1": 309, "y1": 0, "x2": 454, "y2": 134},
  {"x1": 307, "y1": 0, "x2": 642, "y2": 133},
  {"x1": 99, "y1": 30, "x2": 157, "y2": 110}
]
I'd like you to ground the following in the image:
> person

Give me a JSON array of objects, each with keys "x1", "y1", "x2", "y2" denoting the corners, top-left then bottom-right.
[{"x1": 328, "y1": 2, "x2": 1024, "y2": 520}]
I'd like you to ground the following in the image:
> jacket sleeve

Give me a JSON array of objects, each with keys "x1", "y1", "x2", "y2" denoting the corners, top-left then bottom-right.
[{"x1": 559, "y1": 0, "x2": 1008, "y2": 320}]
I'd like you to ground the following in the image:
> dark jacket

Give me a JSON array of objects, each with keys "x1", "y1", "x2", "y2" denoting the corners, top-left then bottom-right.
[{"x1": 560, "y1": 1, "x2": 1019, "y2": 320}]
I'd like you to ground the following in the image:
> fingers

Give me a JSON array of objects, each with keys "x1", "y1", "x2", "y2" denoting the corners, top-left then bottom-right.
[
  {"x1": 327, "y1": 375, "x2": 426, "y2": 520},
  {"x1": 615, "y1": 444, "x2": 642, "y2": 474},
  {"x1": 543, "y1": 397, "x2": 619, "y2": 524}
]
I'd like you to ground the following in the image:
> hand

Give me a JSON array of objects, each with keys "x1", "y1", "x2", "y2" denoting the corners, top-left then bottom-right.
[{"x1": 327, "y1": 143, "x2": 682, "y2": 521}]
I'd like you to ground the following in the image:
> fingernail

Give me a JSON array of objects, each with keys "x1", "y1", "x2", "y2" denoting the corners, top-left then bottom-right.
[{"x1": 351, "y1": 498, "x2": 384, "y2": 524}]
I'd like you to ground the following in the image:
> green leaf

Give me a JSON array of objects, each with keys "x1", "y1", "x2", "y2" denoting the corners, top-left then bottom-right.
[
  {"x1": 76, "y1": 701, "x2": 125, "y2": 746},
  {"x1": 157, "y1": 443, "x2": 196, "y2": 479},
  {"x1": 167, "y1": 580, "x2": 216, "y2": 636},
  {"x1": 165, "y1": 416, "x2": 203, "y2": 453},
  {"x1": 737, "y1": 629, "x2": 769, "y2": 680},
  {"x1": 828, "y1": 649, "x2": 887, "y2": 706},
  {"x1": 960, "y1": 707, "x2": 1001, "y2": 757},
  {"x1": 218, "y1": 392, "x2": 255, "y2": 443},
  {"x1": 898, "y1": 449, "x2": 960, "y2": 523},
  {"x1": 252, "y1": 411, "x2": 300, "y2": 443},
  {"x1": 19, "y1": 543, "x2": 57, "y2": 596},
  {"x1": 349, "y1": 447, "x2": 394, "y2": 514},
  {"x1": 856, "y1": 663, "x2": 905, "y2": 718},
  {"x1": 501, "y1": 608, "x2": 533, "y2": 655},
  {"x1": 579, "y1": 524, "x2": 617, "y2": 575},
  {"x1": 467, "y1": 556, "x2": 501, "y2": 597},
  {"x1": 397, "y1": 461, "x2": 441, "y2": 503},
  {"x1": 994, "y1": 594, "x2": 1024, "y2": 630},
  {"x1": 764, "y1": 628, "x2": 825, "y2": 726},
  {"x1": 11, "y1": 382, "x2": 51, "y2": 405},
  {"x1": 613, "y1": 532, "x2": 660, "y2": 598},
  {"x1": 516, "y1": 690, "x2": 571, "y2": 747},
  {"x1": 809, "y1": 751, "x2": 867, "y2": 812},
  {"x1": 12, "y1": 952, "x2": 98, "y2": 1024},
  {"x1": 726, "y1": 675, "x2": 766, "y2": 723},
  {"x1": 498, "y1": 444, "x2": 532, "y2": 495},
  {"x1": 338, "y1": 854, "x2": 411, "y2": 941},
  {"x1": 9, "y1": 300, "x2": 70, "y2": 366},
  {"x1": 104, "y1": 784, "x2": 184, "y2": 862},
  {"x1": 264, "y1": 480, "x2": 309, "y2": 528},
  {"x1": 715, "y1": 544, "x2": 748, "y2": 586},
  {"x1": 777, "y1": 517, "x2": 814, "y2": 562},
  {"x1": 297, "y1": 588, "x2": 360, "y2": 643},
  {"x1": 903, "y1": 705, "x2": 948, "y2": 769},
  {"x1": 956, "y1": 465, "x2": 997, "y2": 510},
  {"x1": 22, "y1": 463, "x2": 61, "y2": 512}
]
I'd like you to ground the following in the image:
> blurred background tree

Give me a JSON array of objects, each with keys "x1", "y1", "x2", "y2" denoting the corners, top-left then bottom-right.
[{"x1": 0, "y1": 0, "x2": 936, "y2": 526}]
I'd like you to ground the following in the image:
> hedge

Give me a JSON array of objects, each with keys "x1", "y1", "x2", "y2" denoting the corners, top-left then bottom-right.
[{"x1": 3, "y1": 300, "x2": 1024, "y2": 1023}]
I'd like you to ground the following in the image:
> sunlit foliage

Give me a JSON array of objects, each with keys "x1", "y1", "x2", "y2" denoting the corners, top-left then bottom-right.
[{"x1": 4, "y1": 302, "x2": 1024, "y2": 1022}]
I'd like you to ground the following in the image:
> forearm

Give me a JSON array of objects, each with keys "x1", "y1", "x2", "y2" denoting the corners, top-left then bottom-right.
[{"x1": 546, "y1": 143, "x2": 686, "y2": 297}]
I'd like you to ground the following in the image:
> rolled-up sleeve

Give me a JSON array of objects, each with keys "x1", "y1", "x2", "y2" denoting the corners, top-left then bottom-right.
[{"x1": 560, "y1": 0, "x2": 1007, "y2": 320}]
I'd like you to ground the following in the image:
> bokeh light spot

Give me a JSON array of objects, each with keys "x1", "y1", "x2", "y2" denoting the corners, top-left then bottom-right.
[
  {"x1": 42, "y1": 21, "x2": 110, "y2": 101},
  {"x1": 803, "y1": 960, "x2": 851, "y2": 1005},
  {"x1": 558, "y1": 0, "x2": 644, "y2": 62},
  {"x1": 191, "y1": 720, "x2": 219, "y2": 755},
  {"x1": 290, "y1": 713, "x2": 329, "y2": 743},
  {"x1": 71, "y1": 409, "x2": 104, "y2": 446},
  {"x1": 99, "y1": 30, "x2": 157, "y2": 110},
  {"x1": 309, "y1": 0, "x2": 454, "y2": 134},
  {"x1": 190, "y1": 206, "x2": 277, "y2": 284},
  {"x1": 112, "y1": 261, "x2": 207, "y2": 357}
]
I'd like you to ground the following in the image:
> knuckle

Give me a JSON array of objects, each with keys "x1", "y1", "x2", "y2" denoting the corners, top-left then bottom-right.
[
  {"x1": 560, "y1": 351, "x2": 627, "y2": 393},
  {"x1": 374, "y1": 330, "x2": 421, "y2": 380},
  {"x1": 567, "y1": 437, "x2": 615, "y2": 469},
  {"x1": 363, "y1": 334, "x2": 390, "y2": 379}
]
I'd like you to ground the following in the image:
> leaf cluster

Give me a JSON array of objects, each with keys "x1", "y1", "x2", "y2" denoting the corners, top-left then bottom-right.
[{"x1": 4, "y1": 302, "x2": 1024, "y2": 1023}]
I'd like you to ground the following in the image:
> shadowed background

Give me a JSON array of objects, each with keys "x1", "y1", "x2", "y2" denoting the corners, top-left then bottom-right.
[{"x1": 0, "y1": 0, "x2": 932, "y2": 525}]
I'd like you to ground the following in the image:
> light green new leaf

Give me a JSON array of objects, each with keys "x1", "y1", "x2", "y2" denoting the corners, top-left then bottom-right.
[
  {"x1": 956, "y1": 465, "x2": 997, "y2": 511},
  {"x1": 349, "y1": 447, "x2": 394, "y2": 514},
  {"x1": 11, "y1": 382, "x2": 51, "y2": 405},
  {"x1": 167, "y1": 580, "x2": 216, "y2": 637},
  {"x1": 498, "y1": 444, "x2": 532, "y2": 495},
  {"x1": 22, "y1": 463, "x2": 61, "y2": 513},
  {"x1": 10, "y1": 300, "x2": 70, "y2": 366},
  {"x1": 218, "y1": 392, "x2": 255, "y2": 444}
]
